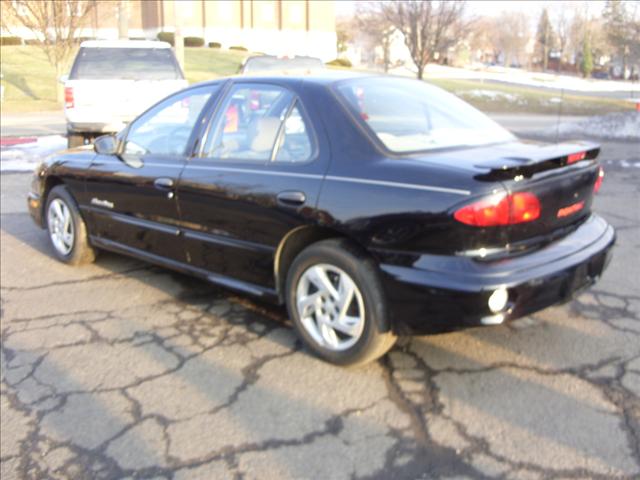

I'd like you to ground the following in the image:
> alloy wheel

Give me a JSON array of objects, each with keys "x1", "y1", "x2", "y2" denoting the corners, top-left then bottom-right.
[
  {"x1": 296, "y1": 263, "x2": 365, "y2": 351},
  {"x1": 47, "y1": 198, "x2": 74, "y2": 256}
]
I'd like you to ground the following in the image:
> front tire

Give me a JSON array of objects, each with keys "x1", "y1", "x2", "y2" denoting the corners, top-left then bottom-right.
[
  {"x1": 285, "y1": 239, "x2": 396, "y2": 366},
  {"x1": 45, "y1": 185, "x2": 96, "y2": 265}
]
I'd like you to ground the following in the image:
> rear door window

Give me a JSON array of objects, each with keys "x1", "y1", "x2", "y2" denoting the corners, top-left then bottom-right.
[
  {"x1": 70, "y1": 47, "x2": 183, "y2": 80},
  {"x1": 202, "y1": 84, "x2": 293, "y2": 162},
  {"x1": 274, "y1": 103, "x2": 314, "y2": 163}
]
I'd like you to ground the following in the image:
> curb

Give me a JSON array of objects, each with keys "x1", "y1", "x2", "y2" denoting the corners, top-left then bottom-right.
[{"x1": 0, "y1": 137, "x2": 38, "y2": 147}]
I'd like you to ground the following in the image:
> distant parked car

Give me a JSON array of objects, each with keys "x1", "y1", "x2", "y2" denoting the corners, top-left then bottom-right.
[
  {"x1": 239, "y1": 55, "x2": 325, "y2": 74},
  {"x1": 29, "y1": 73, "x2": 614, "y2": 366},
  {"x1": 61, "y1": 40, "x2": 188, "y2": 148}
]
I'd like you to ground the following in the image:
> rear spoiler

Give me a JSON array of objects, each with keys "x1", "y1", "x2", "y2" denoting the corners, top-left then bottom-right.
[{"x1": 474, "y1": 141, "x2": 600, "y2": 181}]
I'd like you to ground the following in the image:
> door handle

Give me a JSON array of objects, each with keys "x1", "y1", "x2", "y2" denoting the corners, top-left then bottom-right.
[
  {"x1": 154, "y1": 178, "x2": 174, "y2": 190},
  {"x1": 277, "y1": 191, "x2": 306, "y2": 206}
]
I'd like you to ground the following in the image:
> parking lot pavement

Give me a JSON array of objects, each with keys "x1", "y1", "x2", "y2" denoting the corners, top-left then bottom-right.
[
  {"x1": 0, "y1": 111, "x2": 66, "y2": 138},
  {"x1": 1, "y1": 141, "x2": 639, "y2": 479}
]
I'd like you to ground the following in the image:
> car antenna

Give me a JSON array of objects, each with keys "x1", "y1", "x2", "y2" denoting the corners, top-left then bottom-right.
[{"x1": 555, "y1": 86, "x2": 564, "y2": 144}]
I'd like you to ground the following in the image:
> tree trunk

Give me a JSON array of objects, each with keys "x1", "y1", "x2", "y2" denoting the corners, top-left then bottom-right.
[
  {"x1": 383, "y1": 39, "x2": 390, "y2": 73},
  {"x1": 416, "y1": 64, "x2": 424, "y2": 79},
  {"x1": 174, "y1": 0, "x2": 184, "y2": 71},
  {"x1": 56, "y1": 63, "x2": 64, "y2": 104}
]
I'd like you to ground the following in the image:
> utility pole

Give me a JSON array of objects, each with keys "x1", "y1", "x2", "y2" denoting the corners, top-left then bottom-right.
[
  {"x1": 174, "y1": 0, "x2": 184, "y2": 71},
  {"x1": 118, "y1": 0, "x2": 128, "y2": 39}
]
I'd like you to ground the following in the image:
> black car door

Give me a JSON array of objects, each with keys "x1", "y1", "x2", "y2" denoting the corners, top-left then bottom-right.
[
  {"x1": 84, "y1": 85, "x2": 218, "y2": 263},
  {"x1": 176, "y1": 81, "x2": 330, "y2": 294}
]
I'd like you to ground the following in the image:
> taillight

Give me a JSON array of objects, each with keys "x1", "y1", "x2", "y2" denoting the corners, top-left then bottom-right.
[
  {"x1": 567, "y1": 151, "x2": 586, "y2": 164},
  {"x1": 454, "y1": 192, "x2": 541, "y2": 227},
  {"x1": 510, "y1": 192, "x2": 541, "y2": 223},
  {"x1": 593, "y1": 166, "x2": 604, "y2": 193},
  {"x1": 64, "y1": 87, "x2": 74, "y2": 109}
]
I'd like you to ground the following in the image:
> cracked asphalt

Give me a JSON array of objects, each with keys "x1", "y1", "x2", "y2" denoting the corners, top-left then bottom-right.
[{"x1": 1, "y1": 139, "x2": 639, "y2": 479}]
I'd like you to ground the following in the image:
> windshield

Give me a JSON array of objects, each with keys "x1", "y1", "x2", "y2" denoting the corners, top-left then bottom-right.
[
  {"x1": 70, "y1": 47, "x2": 183, "y2": 80},
  {"x1": 336, "y1": 77, "x2": 514, "y2": 153},
  {"x1": 242, "y1": 56, "x2": 324, "y2": 73}
]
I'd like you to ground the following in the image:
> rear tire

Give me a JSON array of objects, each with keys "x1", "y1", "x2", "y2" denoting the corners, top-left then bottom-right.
[
  {"x1": 45, "y1": 185, "x2": 96, "y2": 265},
  {"x1": 285, "y1": 239, "x2": 396, "y2": 366}
]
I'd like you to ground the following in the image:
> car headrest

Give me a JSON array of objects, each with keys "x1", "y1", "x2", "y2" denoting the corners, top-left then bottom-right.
[{"x1": 251, "y1": 117, "x2": 281, "y2": 152}]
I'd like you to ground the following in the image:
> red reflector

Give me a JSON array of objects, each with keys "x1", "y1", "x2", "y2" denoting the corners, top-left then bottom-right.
[
  {"x1": 593, "y1": 166, "x2": 604, "y2": 193},
  {"x1": 454, "y1": 192, "x2": 541, "y2": 227},
  {"x1": 64, "y1": 87, "x2": 74, "y2": 109},
  {"x1": 557, "y1": 200, "x2": 585, "y2": 218},
  {"x1": 567, "y1": 151, "x2": 586, "y2": 164}
]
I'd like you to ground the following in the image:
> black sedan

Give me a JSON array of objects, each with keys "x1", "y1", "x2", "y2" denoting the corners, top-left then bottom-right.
[{"x1": 28, "y1": 72, "x2": 615, "y2": 365}]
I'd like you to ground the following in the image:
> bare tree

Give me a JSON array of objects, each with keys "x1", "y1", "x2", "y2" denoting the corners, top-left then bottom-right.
[
  {"x1": 603, "y1": 0, "x2": 640, "y2": 79},
  {"x1": 355, "y1": 2, "x2": 394, "y2": 72},
  {"x1": 336, "y1": 16, "x2": 354, "y2": 55},
  {"x1": 490, "y1": 11, "x2": 530, "y2": 68},
  {"x1": 379, "y1": 0, "x2": 467, "y2": 79},
  {"x1": 536, "y1": 8, "x2": 555, "y2": 71},
  {"x1": 552, "y1": 2, "x2": 573, "y2": 71},
  {"x1": 1, "y1": 0, "x2": 96, "y2": 102},
  {"x1": 467, "y1": 16, "x2": 498, "y2": 64}
]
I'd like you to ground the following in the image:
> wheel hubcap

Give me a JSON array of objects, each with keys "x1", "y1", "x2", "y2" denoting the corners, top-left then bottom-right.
[
  {"x1": 296, "y1": 264, "x2": 365, "y2": 351},
  {"x1": 47, "y1": 199, "x2": 74, "y2": 255}
]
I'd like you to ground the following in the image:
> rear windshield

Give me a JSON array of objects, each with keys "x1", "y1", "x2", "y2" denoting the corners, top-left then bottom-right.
[
  {"x1": 336, "y1": 77, "x2": 514, "y2": 153},
  {"x1": 70, "y1": 47, "x2": 183, "y2": 80},
  {"x1": 242, "y1": 56, "x2": 324, "y2": 73}
]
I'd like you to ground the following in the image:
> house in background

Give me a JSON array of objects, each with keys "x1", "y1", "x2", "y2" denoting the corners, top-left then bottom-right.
[{"x1": 1, "y1": 0, "x2": 337, "y2": 61}]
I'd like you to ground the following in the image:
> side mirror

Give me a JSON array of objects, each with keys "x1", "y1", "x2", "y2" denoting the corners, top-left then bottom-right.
[
  {"x1": 93, "y1": 134, "x2": 118, "y2": 155},
  {"x1": 58, "y1": 74, "x2": 69, "y2": 84}
]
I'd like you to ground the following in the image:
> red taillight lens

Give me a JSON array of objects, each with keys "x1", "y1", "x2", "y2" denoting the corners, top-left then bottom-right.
[
  {"x1": 593, "y1": 166, "x2": 604, "y2": 193},
  {"x1": 454, "y1": 192, "x2": 541, "y2": 227},
  {"x1": 510, "y1": 192, "x2": 541, "y2": 223},
  {"x1": 567, "y1": 151, "x2": 586, "y2": 164},
  {"x1": 454, "y1": 194, "x2": 509, "y2": 226},
  {"x1": 64, "y1": 87, "x2": 74, "y2": 109}
]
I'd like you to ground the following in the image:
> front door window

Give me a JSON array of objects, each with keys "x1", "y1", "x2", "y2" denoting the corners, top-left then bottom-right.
[{"x1": 124, "y1": 87, "x2": 214, "y2": 159}]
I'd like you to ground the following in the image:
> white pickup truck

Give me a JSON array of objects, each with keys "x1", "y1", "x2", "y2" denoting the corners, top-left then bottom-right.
[{"x1": 62, "y1": 40, "x2": 188, "y2": 147}]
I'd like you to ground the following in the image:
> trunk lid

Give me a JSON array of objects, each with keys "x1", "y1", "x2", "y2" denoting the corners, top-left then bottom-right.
[
  {"x1": 413, "y1": 140, "x2": 602, "y2": 254},
  {"x1": 502, "y1": 159, "x2": 600, "y2": 250}
]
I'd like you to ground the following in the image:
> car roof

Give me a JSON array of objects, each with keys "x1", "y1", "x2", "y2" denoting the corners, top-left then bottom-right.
[
  {"x1": 79, "y1": 40, "x2": 172, "y2": 49},
  {"x1": 244, "y1": 54, "x2": 323, "y2": 61},
  {"x1": 194, "y1": 69, "x2": 375, "y2": 89}
]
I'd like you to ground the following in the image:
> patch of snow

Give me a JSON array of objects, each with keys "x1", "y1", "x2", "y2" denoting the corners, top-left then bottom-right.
[
  {"x1": 620, "y1": 159, "x2": 640, "y2": 168},
  {"x1": 463, "y1": 89, "x2": 519, "y2": 102},
  {"x1": 0, "y1": 135, "x2": 67, "y2": 173},
  {"x1": 419, "y1": 64, "x2": 640, "y2": 93},
  {"x1": 544, "y1": 112, "x2": 640, "y2": 141}
]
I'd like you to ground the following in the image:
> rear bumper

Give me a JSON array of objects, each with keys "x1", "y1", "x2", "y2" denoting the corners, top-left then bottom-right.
[
  {"x1": 380, "y1": 214, "x2": 615, "y2": 334},
  {"x1": 67, "y1": 121, "x2": 128, "y2": 135}
]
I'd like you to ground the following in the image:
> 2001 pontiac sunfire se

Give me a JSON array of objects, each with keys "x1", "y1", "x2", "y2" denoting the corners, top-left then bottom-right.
[{"x1": 28, "y1": 72, "x2": 615, "y2": 365}]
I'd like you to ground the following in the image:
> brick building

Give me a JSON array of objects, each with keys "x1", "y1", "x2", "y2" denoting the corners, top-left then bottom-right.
[{"x1": 2, "y1": 0, "x2": 337, "y2": 60}]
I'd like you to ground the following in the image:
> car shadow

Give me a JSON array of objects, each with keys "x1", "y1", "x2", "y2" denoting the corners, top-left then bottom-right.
[{"x1": 2, "y1": 208, "x2": 635, "y2": 475}]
